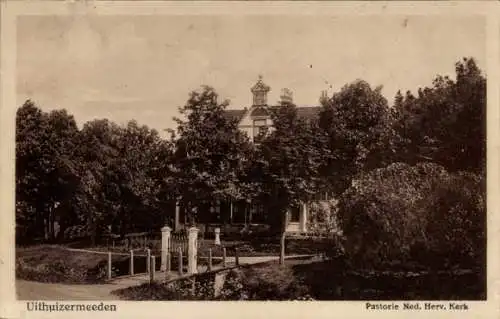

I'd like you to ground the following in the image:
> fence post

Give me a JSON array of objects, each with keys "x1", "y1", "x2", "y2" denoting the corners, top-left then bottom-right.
[
  {"x1": 161, "y1": 226, "x2": 171, "y2": 272},
  {"x1": 130, "y1": 250, "x2": 134, "y2": 276},
  {"x1": 146, "y1": 248, "x2": 151, "y2": 274},
  {"x1": 208, "y1": 248, "x2": 212, "y2": 272},
  {"x1": 149, "y1": 256, "x2": 155, "y2": 284},
  {"x1": 166, "y1": 252, "x2": 171, "y2": 272},
  {"x1": 222, "y1": 247, "x2": 227, "y2": 268},
  {"x1": 235, "y1": 248, "x2": 239, "y2": 266},
  {"x1": 165, "y1": 252, "x2": 171, "y2": 281},
  {"x1": 187, "y1": 227, "x2": 199, "y2": 274},
  {"x1": 178, "y1": 247, "x2": 183, "y2": 276},
  {"x1": 107, "y1": 252, "x2": 112, "y2": 280}
]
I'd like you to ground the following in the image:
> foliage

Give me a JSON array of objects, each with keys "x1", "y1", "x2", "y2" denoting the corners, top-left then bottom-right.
[
  {"x1": 16, "y1": 101, "x2": 81, "y2": 243},
  {"x1": 420, "y1": 171, "x2": 485, "y2": 267},
  {"x1": 16, "y1": 100, "x2": 175, "y2": 244},
  {"x1": 318, "y1": 80, "x2": 398, "y2": 195},
  {"x1": 253, "y1": 102, "x2": 326, "y2": 230},
  {"x1": 171, "y1": 86, "x2": 253, "y2": 224},
  {"x1": 307, "y1": 199, "x2": 341, "y2": 236},
  {"x1": 338, "y1": 162, "x2": 485, "y2": 269},
  {"x1": 392, "y1": 57, "x2": 486, "y2": 173}
]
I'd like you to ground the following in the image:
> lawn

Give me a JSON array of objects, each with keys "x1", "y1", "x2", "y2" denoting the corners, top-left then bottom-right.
[{"x1": 16, "y1": 245, "x2": 129, "y2": 284}]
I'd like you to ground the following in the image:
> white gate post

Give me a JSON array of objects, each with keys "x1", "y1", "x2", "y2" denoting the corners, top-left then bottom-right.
[
  {"x1": 161, "y1": 226, "x2": 172, "y2": 272},
  {"x1": 300, "y1": 202, "x2": 308, "y2": 233},
  {"x1": 214, "y1": 227, "x2": 221, "y2": 245},
  {"x1": 187, "y1": 227, "x2": 199, "y2": 274}
]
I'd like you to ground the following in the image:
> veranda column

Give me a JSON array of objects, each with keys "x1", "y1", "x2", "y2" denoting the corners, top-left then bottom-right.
[
  {"x1": 229, "y1": 201, "x2": 233, "y2": 224},
  {"x1": 174, "y1": 201, "x2": 181, "y2": 231},
  {"x1": 300, "y1": 202, "x2": 308, "y2": 233},
  {"x1": 187, "y1": 227, "x2": 199, "y2": 274},
  {"x1": 161, "y1": 226, "x2": 171, "y2": 272}
]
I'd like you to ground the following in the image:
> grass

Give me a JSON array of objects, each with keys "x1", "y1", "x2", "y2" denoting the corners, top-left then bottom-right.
[{"x1": 16, "y1": 245, "x2": 129, "y2": 284}]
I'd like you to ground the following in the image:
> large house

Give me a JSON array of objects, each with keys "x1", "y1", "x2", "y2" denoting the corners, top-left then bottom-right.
[{"x1": 172, "y1": 76, "x2": 332, "y2": 234}]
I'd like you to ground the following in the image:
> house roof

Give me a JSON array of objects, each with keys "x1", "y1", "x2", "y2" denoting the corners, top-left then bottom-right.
[
  {"x1": 223, "y1": 109, "x2": 247, "y2": 122},
  {"x1": 296, "y1": 106, "x2": 321, "y2": 120},
  {"x1": 223, "y1": 106, "x2": 321, "y2": 122}
]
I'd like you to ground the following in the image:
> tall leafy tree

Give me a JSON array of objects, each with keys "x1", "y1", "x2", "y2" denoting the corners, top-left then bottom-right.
[
  {"x1": 76, "y1": 119, "x2": 122, "y2": 243},
  {"x1": 318, "y1": 80, "x2": 397, "y2": 195},
  {"x1": 44, "y1": 109, "x2": 81, "y2": 240},
  {"x1": 16, "y1": 101, "x2": 80, "y2": 242},
  {"x1": 171, "y1": 86, "x2": 253, "y2": 224},
  {"x1": 16, "y1": 101, "x2": 50, "y2": 242},
  {"x1": 393, "y1": 57, "x2": 486, "y2": 173},
  {"x1": 255, "y1": 101, "x2": 326, "y2": 264},
  {"x1": 110, "y1": 120, "x2": 174, "y2": 232}
]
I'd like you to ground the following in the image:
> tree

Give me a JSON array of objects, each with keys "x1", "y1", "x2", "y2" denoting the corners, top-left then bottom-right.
[
  {"x1": 44, "y1": 109, "x2": 81, "y2": 241},
  {"x1": 76, "y1": 119, "x2": 122, "y2": 243},
  {"x1": 16, "y1": 101, "x2": 80, "y2": 243},
  {"x1": 318, "y1": 80, "x2": 398, "y2": 196},
  {"x1": 76, "y1": 118, "x2": 174, "y2": 240},
  {"x1": 110, "y1": 120, "x2": 174, "y2": 232},
  {"x1": 255, "y1": 101, "x2": 326, "y2": 264},
  {"x1": 392, "y1": 57, "x2": 486, "y2": 173},
  {"x1": 171, "y1": 86, "x2": 253, "y2": 225},
  {"x1": 16, "y1": 101, "x2": 49, "y2": 242}
]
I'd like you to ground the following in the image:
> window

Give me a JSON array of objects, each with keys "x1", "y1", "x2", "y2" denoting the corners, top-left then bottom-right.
[
  {"x1": 254, "y1": 119, "x2": 266, "y2": 126},
  {"x1": 313, "y1": 191, "x2": 330, "y2": 201},
  {"x1": 231, "y1": 201, "x2": 247, "y2": 223},
  {"x1": 250, "y1": 204, "x2": 266, "y2": 223},
  {"x1": 289, "y1": 206, "x2": 300, "y2": 222},
  {"x1": 253, "y1": 120, "x2": 266, "y2": 135},
  {"x1": 253, "y1": 119, "x2": 268, "y2": 142}
]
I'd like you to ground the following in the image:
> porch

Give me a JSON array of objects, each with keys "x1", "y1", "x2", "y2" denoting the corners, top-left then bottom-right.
[{"x1": 169, "y1": 200, "x2": 309, "y2": 235}]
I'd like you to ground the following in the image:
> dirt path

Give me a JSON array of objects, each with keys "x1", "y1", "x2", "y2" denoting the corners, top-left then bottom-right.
[{"x1": 16, "y1": 280, "x2": 126, "y2": 300}]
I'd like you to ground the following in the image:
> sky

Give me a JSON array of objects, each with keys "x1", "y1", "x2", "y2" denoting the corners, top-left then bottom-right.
[{"x1": 17, "y1": 15, "x2": 485, "y2": 137}]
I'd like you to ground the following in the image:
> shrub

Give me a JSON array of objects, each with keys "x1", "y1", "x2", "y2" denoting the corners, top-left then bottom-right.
[
  {"x1": 307, "y1": 199, "x2": 341, "y2": 236},
  {"x1": 218, "y1": 264, "x2": 312, "y2": 300},
  {"x1": 338, "y1": 162, "x2": 485, "y2": 270},
  {"x1": 420, "y1": 171, "x2": 485, "y2": 268}
]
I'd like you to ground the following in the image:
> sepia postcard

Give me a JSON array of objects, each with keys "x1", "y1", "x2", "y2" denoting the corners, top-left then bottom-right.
[{"x1": 0, "y1": 1, "x2": 499, "y2": 319}]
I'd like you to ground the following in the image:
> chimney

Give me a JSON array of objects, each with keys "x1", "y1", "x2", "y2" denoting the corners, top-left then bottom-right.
[
  {"x1": 280, "y1": 88, "x2": 293, "y2": 104},
  {"x1": 319, "y1": 90, "x2": 329, "y2": 104}
]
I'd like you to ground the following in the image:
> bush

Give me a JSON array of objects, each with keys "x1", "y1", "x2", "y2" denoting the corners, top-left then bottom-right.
[
  {"x1": 421, "y1": 171, "x2": 485, "y2": 268},
  {"x1": 215, "y1": 264, "x2": 312, "y2": 300},
  {"x1": 339, "y1": 162, "x2": 485, "y2": 270},
  {"x1": 307, "y1": 199, "x2": 341, "y2": 236}
]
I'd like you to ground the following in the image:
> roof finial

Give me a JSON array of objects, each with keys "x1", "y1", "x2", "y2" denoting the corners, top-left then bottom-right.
[{"x1": 258, "y1": 74, "x2": 263, "y2": 81}]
